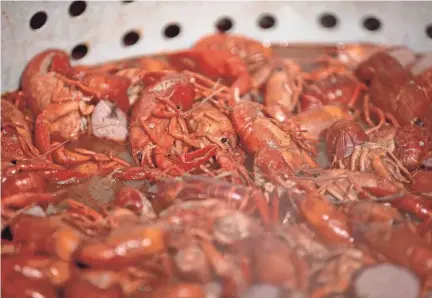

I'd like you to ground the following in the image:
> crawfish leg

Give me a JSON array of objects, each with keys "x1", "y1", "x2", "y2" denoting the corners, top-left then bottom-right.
[
  {"x1": 34, "y1": 101, "x2": 81, "y2": 159},
  {"x1": 301, "y1": 151, "x2": 319, "y2": 168},
  {"x1": 51, "y1": 142, "x2": 92, "y2": 166},
  {"x1": 363, "y1": 95, "x2": 385, "y2": 134},
  {"x1": 384, "y1": 112, "x2": 401, "y2": 128},
  {"x1": 349, "y1": 146, "x2": 363, "y2": 170},
  {"x1": 386, "y1": 150, "x2": 412, "y2": 181},
  {"x1": 3, "y1": 161, "x2": 65, "y2": 176},
  {"x1": 140, "y1": 120, "x2": 165, "y2": 146},
  {"x1": 371, "y1": 154, "x2": 398, "y2": 181},
  {"x1": 347, "y1": 81, "x2": 366, "y2": 108},
  {"x1": 17, "y1": 135, "x2": 40, "y2": 158},
  {"x1": 168, "y1": 117, "x2": 201, "y2": 148},
  {"x1": 358, "y1": 147, "x2": 369, "y2": 172},
  {"x1": 114, "y1": 167, "x2": 171, "y2": 181},
  {"x1": 2, "y1": 192, "x2": 62, "y2": 213},
  {"x1": 72, "y1": 148, "x2": 131, "y2": 167},
  {"x1": 173, "y1": 144, "x2": 217, "y2": 172}
]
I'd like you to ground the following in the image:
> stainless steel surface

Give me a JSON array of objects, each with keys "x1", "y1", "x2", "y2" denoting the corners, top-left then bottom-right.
[{"x1": 2, "y1": 1, "x2": 432, "y2": 91}]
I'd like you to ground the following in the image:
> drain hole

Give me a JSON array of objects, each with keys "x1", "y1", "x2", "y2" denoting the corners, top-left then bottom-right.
[
  {"x1": 258, "y1": 14, "x2": 277, "y2": 29},
  {"x1": 122, "y1": 30, "x2": 140, "y2": 46},
  {"x1": 30, "y1": 11, "x2": 47, "y2": 30},
  {"x1": 426, "y1": 24, "x2": 432, "y2": 39},
  {"x1": 69, "y1": 1, "x2": 87, "y2": 17},
  {"x1": 319, "y1": 13, "x2": 338, "y2": 29},
  {"x1": 164, "y1": 23, "x2": 181, "y2": 38},
  {"x1": 122, "y1": 0, "x2": 134, "y2": 3},
  {"x1": 71, "y1": 43, "x2": 88, "y2": 60},
  {"x1": 363, "y1": 16, "x2": 381, "y2": 31},
  {"x1": 216, "y1": 17, "x2": 234, "y2": 32}
]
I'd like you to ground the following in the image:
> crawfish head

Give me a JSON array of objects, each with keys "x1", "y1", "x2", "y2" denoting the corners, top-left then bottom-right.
[
  {"x1": 21, "y1": 49, "x2": 75, "y2": 92},
  {"x1": 193, "y1": 32, "x2": 272, "y2": 63},
  {"x1": 326, "y1": 119, "x2": 369, "y2": 160},
  {"x1": 149, "y1": 72, "x2": 195, "y2": 111},
  {"x1": 394, "y1": 125, "x2": 429, "y2": 171}
]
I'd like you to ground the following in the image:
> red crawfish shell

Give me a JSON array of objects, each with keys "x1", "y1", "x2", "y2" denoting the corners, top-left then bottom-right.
[{"x1": 325, "y1": 120, "x2": 369, "y2": 160}]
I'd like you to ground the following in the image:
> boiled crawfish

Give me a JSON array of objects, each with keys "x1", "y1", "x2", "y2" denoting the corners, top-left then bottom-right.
[
  {"x1": 356, "y1": 51, "x2": 432, "y2": 134},
  {"x1": 21, "y1": 49, "x2": 131, "y2": 168},
  {"x1": 115, "y1": 71, "x2": 217, "y2": 181},
  {"x1": 348, "y1": 201, "x2": 432, "y2": 279},
  {"x1": 147, "y1": 175, "x2": 270, "y2": 225},
  {"x1": 326, "y1": 120, "x2": 412, "y2": 184},
  {"x1": 231, "y1": 99, "x2": 318, "y2": 185},
  {"x1": 185, "y1": 100, "x2": 253, "y2": 185}
]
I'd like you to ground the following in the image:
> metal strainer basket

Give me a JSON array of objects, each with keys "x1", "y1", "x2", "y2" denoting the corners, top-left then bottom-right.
[{"x1": 2, "y1": 1, "x2": 432, "y2": 92}]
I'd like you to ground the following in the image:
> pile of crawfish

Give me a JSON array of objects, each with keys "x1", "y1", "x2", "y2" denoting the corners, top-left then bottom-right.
[{"x1": 2, "y1": 33, "x2": 432, "y2": 298}]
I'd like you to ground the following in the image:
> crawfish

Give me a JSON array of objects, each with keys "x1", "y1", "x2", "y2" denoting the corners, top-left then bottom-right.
[
  {"x1": 114, "y1": 185, "x2": 157, "y2": 218},
  {"x1": 144, "y1": 283, "x2": 205, "y2": 298},
  {"x1": 294, "y1": 191, "x2": 354, "y2": 246},
  {"x1": 300, "y1": 69, "x2": 367, "y2": 113},
  {"x1": 1, "y1": 98, "x2": 81, "y2": 184},
  {"x1": 1, "y1": 259, "x2": 58, "y2": 298},
  {"x1": 348, "y1": 201, "x2": 432, "y2": 279},
  {"x1": 147, "y1": 175, "x2": 270, "y2": 225},
  {"x1": 367, "y1": 124, "x2": 429, "y2": 171},
  {"x1": 1, "y1": 254, "x2": 73, "y2": 287},
  {"x1": 157, "y1": 199, "x2": 254, "y2": 296},
  {"x1": 110, "y1": 59, "x2": 175, "y2": 106},
  {"x1": 74, "y1": 223, "x2": 165, "y2": 269},
  {"x1": 5, "y1": 213, "x2": 84, "y2": 261},
  {"x1": 0, "y1": 171, "x2": 65, "y2": 220},
  {"x1": 1, "y1": 99, "x2": 40, "y2": 165},
  {"x1": 356, "y1": 51, "x2": 432, "y2": 134},
  {"x1": 414, "y1": 65, "x2": 432, "y2": 103},
  {"x1": 193, "y1": 33, "x2": 272, "y2": 70},
  {"x1": 299, "y1": 169, "x2": 401, "y2": 202},
  {"x1": 75, "y1": 55, "x2": 172, "y2": 76},
  {"x1": 285, "y1": 104, "x2": 353, "y2": 141},
  {"x1": 22, "y1": 49, "x2": 131, "y2": 165},
  {"x1": 309, "y1": 247, "x2": 376, "y2": 298},
  {"x1": 231, "y1": 100, "x2": 319, "y2": 185},
  {"x1": 1, "y1": 172, "x2": 47, "y2": 198},
  {"x1": 21, "y1": 49, "x2": 77, "y2": 93},
  {"x1": 329, "y1": 43, "x2": 389, "y2": 68},
  {"x1": 62, "y1": 269, "x2": 125, "y2": 298},
  {"x1": 157, "y1": 199, "x2": 257, "y2": 251},
  {"x1": 166, "y1": 48, "x2": 251, "y2": 105},
  {"x1": 411, "y1": 52, "x2": 432, "y2": 104},
  {"x1": 261, "y1": 59, "x2": 304, "y2": 122},
  {"x1": 393, "y1": 125, "x2": 430, "y2": 171},
  {"x1": 302, "y1": 168, "x2": 432, "y2": 232},
  {"x1": 411, "y1": 171, "x2": 432, "y2": 196},
  {"x1": 2, "y1": 90, "x2": 35, "y2": 129},
  {"x1": 115, "y1": 72, "x2": 217, "y2": 181},
  {"x1": 22, "y1": 49, "x2": 130, "y2": 114},
  {"x1": 185, "y1": 100, "x2": 253, "y2": 185},
  {"x1": 250, "y1": 232, "x2": 309, "y2": 291},
  {"x1": 326, "y1": 120, "x2": 412, "y2": 184},
  {"x1": 323, "y1": 43, "x2": 414, "y2": 70}
]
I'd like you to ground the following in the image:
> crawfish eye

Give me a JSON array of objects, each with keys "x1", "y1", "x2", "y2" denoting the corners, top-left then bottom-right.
[
  {"x1": 221, "y1": 137, "x2": 228, "y2": 144},
  {"x1": 10, "y1": 160, "x2": 17, "y2": 165},
  {"x1": 413, "y1": 118, "x2": 424, "y2": 127},
  {"x1": 1, "y1": 226, "x2": 13, "y2": 241},
  {"x1": 176, "y1": 105, "x2": 181, "y2": 110},
  {"x1": 136, "y1": 152, "x2": 143, "y2": 163}
]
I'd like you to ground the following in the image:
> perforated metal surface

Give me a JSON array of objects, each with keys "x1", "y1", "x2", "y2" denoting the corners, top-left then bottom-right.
[{"x1": 2, "y1": 1, "x2": 432, "y2": 92}]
